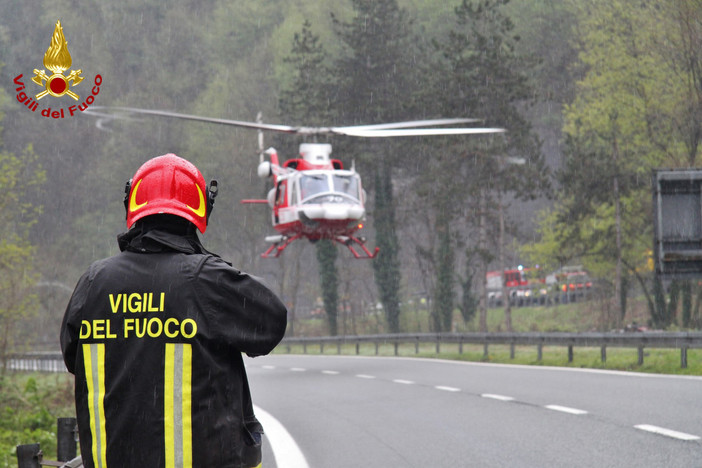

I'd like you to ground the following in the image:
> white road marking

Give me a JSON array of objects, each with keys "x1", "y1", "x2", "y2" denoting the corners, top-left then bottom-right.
[
  {"x1": 545, "y1": 405, "x2": 588, "y2": 415},
  {"x1": 261, "y1": 357, "x2": 702, "y2": 445},
  {"x1": 481, "y1": 394, "x2": 515, "y2": 402},
  {"x1": 260, "y1": 354, "x2": 702, "y2": 381},
  {"x1": 254, "y1": 405, "x2": 310, "y2": 468},
  {"x1": 634, "y1": 424, "x2": 701, "y2": 441},
  {"x1": 321, "y1": 370, "x2": 340, "y2": 375},
  {"x1": 393, "y1": 379, "x2": 414, "y2": 385},
  {"x1": 435, "y1": 385, "x2": 461, "y2": 392}
]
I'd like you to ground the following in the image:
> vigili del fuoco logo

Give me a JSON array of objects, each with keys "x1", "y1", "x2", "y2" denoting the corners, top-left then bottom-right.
[{"x1": 13, "y1": 20, "x2": 102, "y2": 119}]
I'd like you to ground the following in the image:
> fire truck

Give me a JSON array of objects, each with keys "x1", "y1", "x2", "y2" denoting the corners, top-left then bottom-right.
[
  {"x1": 486, "y1": 265, "x2": 593, "y2": 307},
  {"x1": 486, "y1": 266, "x2": 547, "y2": 307},
  {"x1": 545, "y1": 266, "x2": 592, "y2": 303}
]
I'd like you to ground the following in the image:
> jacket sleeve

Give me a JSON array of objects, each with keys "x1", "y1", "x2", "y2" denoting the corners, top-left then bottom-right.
[
  {"x1": 60, "y1": 270, "x2": 91, "y2": 374},
  {"x1": 197, "y1": 257, "x2": 287, "y2": 357}
]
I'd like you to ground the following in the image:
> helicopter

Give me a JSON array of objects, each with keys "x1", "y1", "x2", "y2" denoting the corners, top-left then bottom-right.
[{"x1": 88, "y1": 106, "x2": 505, "y2": 258}]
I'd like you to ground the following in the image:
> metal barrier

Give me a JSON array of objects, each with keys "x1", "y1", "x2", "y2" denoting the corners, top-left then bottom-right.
[
  {"x1": 16, "y1": 418, "x2": 80, "y2": 467},
  {"x1": 7, "y1": 353, "x2": 68, "y2": 373},
  {"x1": 280, "y1": 331, "x2": 702, "y2": 368},
  {"x1": 8, "y1": 332, "x2": 702, "y2": 372}
]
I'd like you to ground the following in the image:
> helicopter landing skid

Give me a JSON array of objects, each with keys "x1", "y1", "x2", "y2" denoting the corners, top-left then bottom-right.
[
  {"x1": 261, "y1": 234, "x2": 303, "y2": 258},
  {"x1": 260, "y1": 234, "x2": 378, "y2": 259},
  {"x1": 334, "y1": 235, "x2": 379, "y2": 259}
]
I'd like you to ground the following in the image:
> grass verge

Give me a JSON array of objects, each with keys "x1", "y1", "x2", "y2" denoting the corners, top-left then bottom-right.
[
  {"x1": 0, "y1": 372, "x2": 75, "y2": 468},
  {"x1": 274, "y1": 342, "x2": 702, "y2": 376}
]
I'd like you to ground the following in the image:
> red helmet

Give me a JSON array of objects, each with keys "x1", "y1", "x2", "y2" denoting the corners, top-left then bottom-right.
[{"x1": 124, "y1": 154, "x2": 215, "y2": 233}]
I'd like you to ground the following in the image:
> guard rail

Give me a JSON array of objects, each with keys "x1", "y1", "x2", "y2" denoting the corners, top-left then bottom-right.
[
  {"x1": 279, "y1": 331, "x2": 702, "y2": 368},
  {"x1": 7, "y1": 332, "x2": 702, "y2": 370}
]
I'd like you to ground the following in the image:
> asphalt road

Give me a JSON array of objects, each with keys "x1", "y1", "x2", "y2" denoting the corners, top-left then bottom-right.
[{"x1": 246, "y1": 354, "x2": 702, "y2": 468}]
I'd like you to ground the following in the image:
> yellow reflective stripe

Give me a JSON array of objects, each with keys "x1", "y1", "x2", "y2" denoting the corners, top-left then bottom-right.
[
  {"x1": 83, "y1": 344, "x2": 98, "y2": 466},
  {"x1": 83, "y1": 343, "x2": 107, "y2": 468},
  {"x1": 164, "y1": 344, "x2": 176, "y2": 468},
  {"x1": 96, "y1": 343, "x2": 107, "y2": 468},
  {"x1": 165, "y1": 343, "x2": 193, "y2": 468},
  {"x1": 181, "y1": 344, "x2": 193, "y2": 467}
]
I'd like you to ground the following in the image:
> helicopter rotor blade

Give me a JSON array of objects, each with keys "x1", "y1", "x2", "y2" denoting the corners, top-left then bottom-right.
[
  {"x1": 89, "y1": 106, "x2": 300, "y2": 134},
  {"x1": 82, "y1": 109, "x2": 140, "y2": 121},
  {"x1": 81, "y1": 109, "x2": 144, "y2": 132},
  {"x1": 333, "y1": 127, "x2": 505, "y2": 137},
  {"x1": 332, "y1": 118, "x2": 482, "y2": 131},
  {"x1": 87, "y1": 106, "x2": 504, "y2": 137}
]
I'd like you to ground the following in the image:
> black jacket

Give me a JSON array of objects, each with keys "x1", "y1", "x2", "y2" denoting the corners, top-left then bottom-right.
[{"x1": 61, "y1": 219, "x2": 287, "y2": 468}]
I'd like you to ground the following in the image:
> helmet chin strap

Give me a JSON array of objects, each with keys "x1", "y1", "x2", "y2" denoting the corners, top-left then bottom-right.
[
  {"x1": 123, "y1": 178, "x2": 133, "y2": 219},
  {"x1": 206, "y1": 179, "x2": 218, "y2": 225}
]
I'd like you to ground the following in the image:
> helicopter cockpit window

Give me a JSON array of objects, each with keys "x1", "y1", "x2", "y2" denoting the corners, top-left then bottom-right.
[
  {"x1": 300, "y1": 174, "x2": 330, "y2": 200},
  {"x1": 299, "y1": 173, "x2": 362, "y2": 205},
  {"x1": 332, "y1": 175, "x2": 360, "y2": 200},
  {"x1": 290, "y1": 181, "x2": 298, "y2": 206}
]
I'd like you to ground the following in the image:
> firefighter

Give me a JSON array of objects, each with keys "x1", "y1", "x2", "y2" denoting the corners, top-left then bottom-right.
[{"x1": 60, "y1": 154, "x2": 287, "y2": 468}]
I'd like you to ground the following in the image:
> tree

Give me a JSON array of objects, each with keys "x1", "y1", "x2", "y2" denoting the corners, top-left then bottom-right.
[
  {"x1": 316, "y1": 239, "x2": 339, "y2": 335},
  {"x1": 535, "y1": 0, "x2": 702, "y2": 328},
  {"x1": 432, "y1": 0, "x2": 548, "y2": 331},
  {"x1": 331, "y1": 0, "x2": 418, "y2": 333},
  {"x1": 564, "y1": 0, "x2": 661, "y2": 325},
  {"x1": 1, "y1": 54, "x2": 45, "y2": 365},
  {"x1": 279, "y1": 20, "x2": 335, "y2": 126},
  {"x1": 655, "y1": 0, "x2": 702, "y2": 167},
  {"x1": 413, "y1": 153, "x2": 461, "y2": 333},
  {"x1": 278, "y1": 20, "x2": 343, "y2": 335},
  {"x1": 0, "y1": 137, "x2": 45, "y2": 372},
  {"x1": 431, "y1": 210, "x2": 455, "y2": 332},
  {"x1": 374, "y1": 157, "x2": 403, "y2": 333},
  {"x1": 458, "y1": 251, "x2": 479, "y2": 325}
]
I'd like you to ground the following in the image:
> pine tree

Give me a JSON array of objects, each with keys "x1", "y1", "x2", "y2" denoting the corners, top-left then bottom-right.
[
  {"x1": 316, "y1": 239, "x2": 339, "y2": 335},
  {"x1": 278, "y1": 20, "x2": 342, "y2": 335},
  {"x1": 331, "y1": 0, "x2": 417, "y2": 333},
  {"x1": 432, "y1": 0, "x2": 548, "y2": 331},
  {"x1": 373, "y1": 158, "x2": 402, "y2": 333},
  {"x1": 431, "y1": 213, "x2": 455, "y2": 332},
  {"x1": 459, "y1": 252, "x2": 479, "y2": 325},
  {"x1": 279, "y1": 20, "x2": 334, "y2": 125}
]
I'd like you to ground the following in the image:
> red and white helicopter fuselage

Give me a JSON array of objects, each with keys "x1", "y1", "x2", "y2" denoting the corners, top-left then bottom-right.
[{"x1": 247, "y1": 143, "x2": 378, "y2": 258}]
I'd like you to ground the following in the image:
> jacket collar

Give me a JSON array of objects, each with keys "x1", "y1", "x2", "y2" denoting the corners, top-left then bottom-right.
[{"x1": 117, "y1": 216, "x2": 211, "y2": 255}]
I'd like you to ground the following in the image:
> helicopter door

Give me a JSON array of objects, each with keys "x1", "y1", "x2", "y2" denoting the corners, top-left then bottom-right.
[{"x1": 274, "y1": 181, "x2": 287, "y2": 223}]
